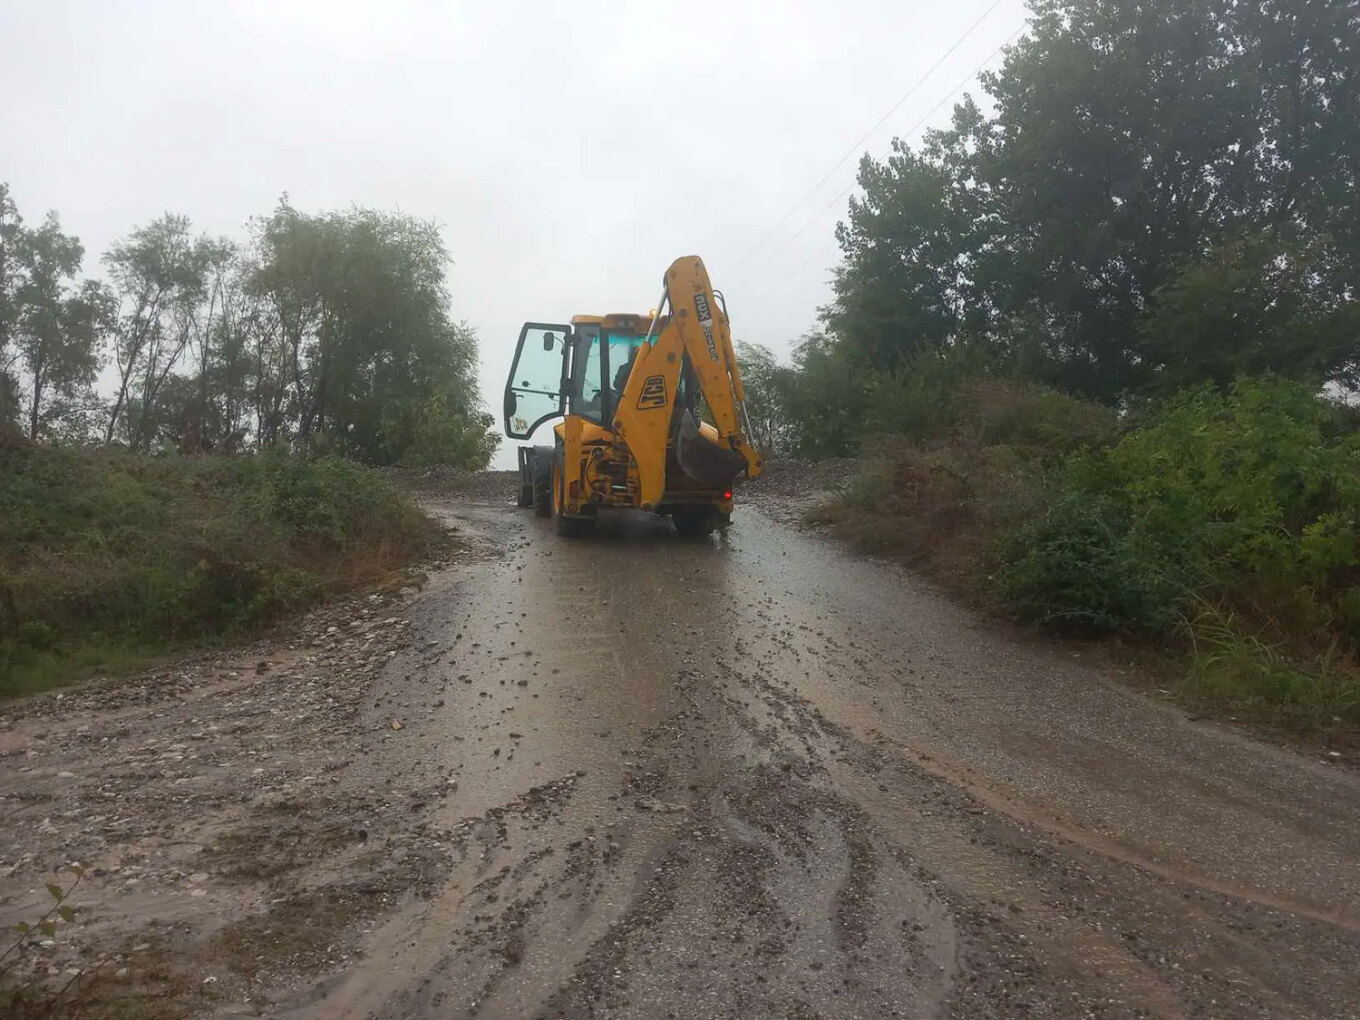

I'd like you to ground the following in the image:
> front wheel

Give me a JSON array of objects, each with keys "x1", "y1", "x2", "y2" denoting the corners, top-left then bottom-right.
[{"x1": 531, "y1": 452, "x2": 552, "y2": 518}]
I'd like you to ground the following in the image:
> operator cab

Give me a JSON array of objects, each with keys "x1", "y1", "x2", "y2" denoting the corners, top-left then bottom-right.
[{"x1": 503, "y1": 313, "x2": 671, "y2": 440}]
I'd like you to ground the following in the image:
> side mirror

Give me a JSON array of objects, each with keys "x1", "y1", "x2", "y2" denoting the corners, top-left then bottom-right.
[{"x1": 542, "y1": 332, "x2": 556, "y2": 351}]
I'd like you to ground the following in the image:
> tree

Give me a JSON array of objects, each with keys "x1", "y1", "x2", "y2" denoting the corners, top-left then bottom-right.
[
  {"x1": 102, "y1": 215, "x2": 212, "y2": 448},
  {"x1": 827, "y1": 98, "x2": 995, "y2": 371},
  {"x1": 180, "y1": 236, "x2": 241, "y2": 451},
  {"x1": 828, "y1": 0, "x2": 1360, "y2": 401},
  {"x1": 1141, "y1": 231, "x2": 1360, "y2": 392},
  {"x1": 0, "y1": 190, "x2": 496, "y2": 464},
  {"x1": 11, "y1": 213, "x2": 111, "y2": 440},
  {"x1": 0, "y1": 184, "x2": 24, "y2": 434},
  {"x1": 735, "y1": 341, "x2": 794, "y2": 456},
  {"x1": 778, "y1": 333, "x2": 869, "y2": 458},
  {"x1": 247, "y1": 199, "x2": 495, "y2": 465}
]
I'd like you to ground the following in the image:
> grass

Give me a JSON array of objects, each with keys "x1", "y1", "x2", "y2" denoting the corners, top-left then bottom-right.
[
  {"x1": 1182, "y1": 605, "x2": 1360, "y2": 731},
  {"x1": 0, "y1": 641, "x2": 181, "y2": 699},
  {"x1": 0, "y1": 444, "x2": 440, "y2": 697}
]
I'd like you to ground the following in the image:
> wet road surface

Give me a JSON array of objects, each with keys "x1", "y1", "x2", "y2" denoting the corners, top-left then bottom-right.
[{"x1": 289, "y1": 493, "x2": 1360, "y2": 1018}]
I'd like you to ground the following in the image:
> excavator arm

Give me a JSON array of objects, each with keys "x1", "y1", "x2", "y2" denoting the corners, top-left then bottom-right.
[{"x1": 612, "y1": 256, "x2": 762, "y2": 509}]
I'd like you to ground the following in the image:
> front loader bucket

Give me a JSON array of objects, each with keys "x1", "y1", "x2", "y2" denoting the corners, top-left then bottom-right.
[{"x1": 675, "y1": 410, "x2": 747, "y2": 489}]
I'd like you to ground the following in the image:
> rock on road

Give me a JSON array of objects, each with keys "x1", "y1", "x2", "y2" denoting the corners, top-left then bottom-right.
[{"x1": 297, "y1": 482, "x2": 1359, "y2": 1019}]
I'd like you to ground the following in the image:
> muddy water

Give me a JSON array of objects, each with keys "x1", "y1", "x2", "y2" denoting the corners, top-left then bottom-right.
[{"x1": 287, "y1": 499, "x2": 1360, "y2": 1019}]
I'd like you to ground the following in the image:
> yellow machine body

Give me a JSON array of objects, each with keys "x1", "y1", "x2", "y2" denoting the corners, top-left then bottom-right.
[{"x1": 503, "y1": 256, "x2": 762, "y2": 536}]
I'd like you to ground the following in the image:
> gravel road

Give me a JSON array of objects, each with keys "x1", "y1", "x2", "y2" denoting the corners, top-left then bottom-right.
[{"x1": 3, "y1": 472, "x2": 1358, "y2": 1018}]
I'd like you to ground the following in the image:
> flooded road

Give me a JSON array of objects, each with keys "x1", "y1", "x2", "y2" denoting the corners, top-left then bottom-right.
[{"x1": 296, "y1": 491, "x2": 1360, "y2": 1019}]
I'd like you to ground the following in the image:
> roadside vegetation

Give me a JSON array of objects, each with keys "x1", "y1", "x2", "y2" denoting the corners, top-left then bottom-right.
[
  {"x1": 798, "y1": 373, "x2": 1360, "y2": 731},
  {"x1": 738, "y1": 0, "x2": 1360, "y2": 732},
  {"x1": 0, "y1": 443, "x2": 439, "y2": 696},
  {"x1": 0, "y1": 194, "x2": 494, "y2": 696}
]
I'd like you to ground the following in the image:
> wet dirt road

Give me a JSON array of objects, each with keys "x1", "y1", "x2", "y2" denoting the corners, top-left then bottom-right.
[{"x1": 289, "y1": 488, "x2": 1360, "y2": 1019}]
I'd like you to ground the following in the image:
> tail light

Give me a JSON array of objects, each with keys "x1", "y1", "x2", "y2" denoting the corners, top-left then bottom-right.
[{"x1": 723, "y1": 489, "x2": 732, "y2": 500}]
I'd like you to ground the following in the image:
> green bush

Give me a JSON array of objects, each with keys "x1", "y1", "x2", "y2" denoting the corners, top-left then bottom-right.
[
  {"x1": 996, "y1": 487, "x2": 1193, "y2": 633},
  {"x1": 399, "y1": 389, "x2": 499, "y2": 469},
  {"x1": 988, "y1": 377, "x2": 1360, "y2": 726},
  {"x1": 1110, "y1": 379, "x2": 1360, "y2": 601},
  {"x1": 997, "y1": 378, "x2": 1360, "y2": 641},
  {"x1": 0, "y1": 445, "x2": 436, "y2": 694},
  {"x1": 861, "y1": 353, "x2": 964, "y2": 440}
]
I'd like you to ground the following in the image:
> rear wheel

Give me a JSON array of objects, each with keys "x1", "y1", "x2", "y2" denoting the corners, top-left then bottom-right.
[
  {"x1": 515, "y1": 480, "x2": 534, "y2": 507},
  {"x1": 554, "y1": 448, "x2": 595, "y2": 537},
  {"x1": 672, "y1": 507, "x2": 719, "y2": 538}
]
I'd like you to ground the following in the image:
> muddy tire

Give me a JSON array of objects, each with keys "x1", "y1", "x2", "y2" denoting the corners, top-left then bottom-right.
[
  {"x1": 531, "y1": 451, "x2": 552, "y2": 518},
  {"x1": 672, "y1": 508, "x2": 718, "y2": 538},
  {"x1": 516, "y1": 481, "x2": 534, "y2": 508}
]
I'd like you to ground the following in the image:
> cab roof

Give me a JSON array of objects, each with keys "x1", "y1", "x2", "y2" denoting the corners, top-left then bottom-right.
[{"x1": 570, "y1": 313, "x2": 663, "y2": 332}]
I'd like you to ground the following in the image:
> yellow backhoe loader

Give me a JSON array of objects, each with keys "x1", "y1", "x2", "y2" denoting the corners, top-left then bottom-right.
[{"x1": 503, "y1": 255, "x2": 762, "y2": 536}]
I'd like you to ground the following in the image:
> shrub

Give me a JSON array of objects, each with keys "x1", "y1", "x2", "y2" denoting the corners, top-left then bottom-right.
[
  {"x1": 957, "y1": 379, "x2": 1119, "y2": 456},
  {"x1": 815, "y1": 379, "x2": 1103, "y2": 579},
  {"x1": 1109, "y1": 378, "x2": 1360, "y2": 641},
  {"x1": 995, "y1": 486, "x2": 1193, "y2": 633}
]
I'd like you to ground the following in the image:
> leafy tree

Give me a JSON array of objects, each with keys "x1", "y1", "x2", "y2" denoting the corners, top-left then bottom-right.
[
  {"x1": 11, "y1": 213, "x2": 112, "y2": 440},
  {"x1": 400, "y1": 388, "x2": 499, "y2": 468},
  {"x1": 247, "y1": 200, "x2": 494, "y2": 466},
  {"x1": 0, "y1": 190, "x2": 110, "y2": 441},
  {"x1": 1141, "y1": 231, "x2": 1360, "y2": 392},
  {"x1": 828, "y1": 0, "x2": 1360, "y2": 401},
  {"x1": 180, "y1": 236, "x2": 243, "y2": 451},
  {"x1": 0, "y1": 185, "x2": 26, "y2": 434},
  {"x1": 0, "y1": 189, "x2": 494, "y2": 466},
  {"x1": 102, "y1": 215, "x2": 213, "y2": 448},
  {"x1": 827, "y1": 98, "x2": 994, "y2": 371},
  {"x1": 778, "y1": 333, "x2": 869, "y2": 457},
  {"x1": 735, "y1": 341, "x2": 795, "y2": 455}
]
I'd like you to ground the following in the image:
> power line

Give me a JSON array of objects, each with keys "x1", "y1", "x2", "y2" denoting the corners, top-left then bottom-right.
[
  {"x1": 726, "y1": 0, "x2": 1008, "y2": 279},
  {"x1": 738, "y1": 27, "x2": 1022, "y2": 305}
]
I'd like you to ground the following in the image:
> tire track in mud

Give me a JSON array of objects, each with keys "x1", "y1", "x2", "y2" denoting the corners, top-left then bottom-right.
[
  {"x1": 531, "y1": 666, "x2": 965, "y2": 1020},
  {"x1": 264, "y1": 492, "x2": 1360, "y2": 1018}
]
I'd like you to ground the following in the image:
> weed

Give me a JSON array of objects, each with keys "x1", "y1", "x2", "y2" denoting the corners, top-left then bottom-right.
[{"x1": 1183, "y1": 604, "x2": 1360, "y2": 730}]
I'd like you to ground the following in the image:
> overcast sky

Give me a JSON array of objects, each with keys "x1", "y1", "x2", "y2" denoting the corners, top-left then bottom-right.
[{"x1": 1, "y1": 0, "x2": 1026, "y2": 464}]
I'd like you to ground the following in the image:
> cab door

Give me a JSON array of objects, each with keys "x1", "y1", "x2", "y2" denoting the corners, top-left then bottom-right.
[{"x1": 503, "y1": 322, "x2": 572, "y2": 439}]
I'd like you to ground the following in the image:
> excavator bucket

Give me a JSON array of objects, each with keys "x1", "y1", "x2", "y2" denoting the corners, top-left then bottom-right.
[{"x1": 675, "y1": 410, "x2": 747, "y2": 489}]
